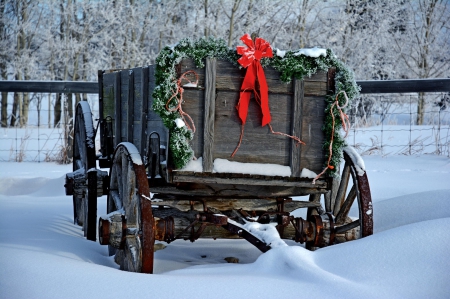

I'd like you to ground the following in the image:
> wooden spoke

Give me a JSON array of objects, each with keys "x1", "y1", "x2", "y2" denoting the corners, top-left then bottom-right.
[
  {"x1": 335, "y1": 220, "x2": 359, "y2": 234},
  {"x1": 72, "y1": 102, "x2": 97, "y2": 241},
  {"x1": 106, "y1": 143, "x2": 155, "y2": 273},
  {"x1": 335, "y1": 184, "x2": 357, "y2": 225},
  {"x1": 333, "y1": 162, "x2": 351, "y2": 215}
]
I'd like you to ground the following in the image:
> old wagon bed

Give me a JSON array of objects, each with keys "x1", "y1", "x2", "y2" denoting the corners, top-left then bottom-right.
[{"x1": 65, "y1": 35, "x2": 373, "y2": 274}]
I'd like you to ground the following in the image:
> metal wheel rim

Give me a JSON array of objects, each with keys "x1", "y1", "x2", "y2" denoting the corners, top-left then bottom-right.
[{"x1": 108, "y1": 143, "x2": 154, "y2": 273}]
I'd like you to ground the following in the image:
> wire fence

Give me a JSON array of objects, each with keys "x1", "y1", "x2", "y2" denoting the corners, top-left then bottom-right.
[
  {"x1": 0, "y1": 91, "x2": 449, "y2": 162},
  {"x1": 346, "y1": 92, "x2": 450, "y2": 157},
  {"x1": 0, "y1": 93, "x2": 100, "y2": 162}
]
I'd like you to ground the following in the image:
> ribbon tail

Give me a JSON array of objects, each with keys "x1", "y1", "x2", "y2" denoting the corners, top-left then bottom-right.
[
  {"x1": 237, "y1": 63, "x2": 257, "y2": 125},
  {"x1": 256, "y1": 63, "x2": 271, "y2": 126},
  {"x1": 237, "y1": 92, "x2": 251, "y2": 124}
]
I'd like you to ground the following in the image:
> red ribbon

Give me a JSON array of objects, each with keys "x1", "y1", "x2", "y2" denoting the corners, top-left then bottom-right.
[{"x1": 236, "y1": 33, "x2": 273, "y2": 126}]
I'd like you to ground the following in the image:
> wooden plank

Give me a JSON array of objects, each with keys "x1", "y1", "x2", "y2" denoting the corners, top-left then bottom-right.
[
  {"x1": 131, "y1": 67, "x2": 146, "y2": 153},
  {"x1": 140, "y1": 67, "x2": 149, "y2": 155},
  {"x1": 172, "y1": 173, "x2": 327, "y2": 188},
  {"x1": 290, "y1": 78, "x2": 303, "y2": 177},
  {"x1": 147, "y1": 65, "x2": 170, "y2": 182},
  {"x1": 114, "y1": 72, "x2": 122, "y2": 146},
  {"x1": 203, "y1": 58, "x2": 216, "y2": 172},
  {"x1": 128, "y1": 69, "x2": 135, "y2": 144},
  {"x1": 151, "y1": 183, "x2": 328, "y2": 198},
  {"x1": 3, "y1": 76, "x2": 449, "y2": 95},
  {"x1": 213, "y1": 91, "x2": 291, "y2": 165},
  {"x1": 147, "y1": 65, "x2": 169, "y2": 148},
  {"x1": 0, "y1": 80, "x2": 98, "y2": 93},
  {"x1": 303, "y1": 81, "x2": 328, "y2": 96},
  {"x1": 298, "y1": 95, "x2": 326, "y2": 173},
  {"x1": 179, "y1": 89, "x2": 204, "y2": 158},
  {"x1": 358, "y1": 78, "x2": 450, "y2": 93},
  {"x1": 101, "y1": 72, "x2": 115, "y2": 120},
  {"x1": 120, "y1": 70, "x2": 129, "y2": 143},
  {"x1": 304, "y1": 70, "x2": 328, "y2": 82}
]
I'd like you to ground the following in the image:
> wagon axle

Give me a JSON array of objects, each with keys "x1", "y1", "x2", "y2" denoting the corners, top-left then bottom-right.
[{"x1": 98, "y1": 206, "x2": 349, "y2": 252}]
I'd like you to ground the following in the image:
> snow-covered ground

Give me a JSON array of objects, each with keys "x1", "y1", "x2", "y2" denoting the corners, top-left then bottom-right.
[{"x1": 0, "y1": 154, "x2": 449, "y2": 298}]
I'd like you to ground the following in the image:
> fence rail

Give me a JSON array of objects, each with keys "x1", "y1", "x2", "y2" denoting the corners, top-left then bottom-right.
[
  {"x1": 0, "y1": 78, "x2": 449, "y2": 162},
  {"x1": 2, "y1": 78, "x2": 450, "y2": 94}
]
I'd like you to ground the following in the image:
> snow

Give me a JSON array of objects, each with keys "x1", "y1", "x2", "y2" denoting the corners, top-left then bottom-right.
[
  {"x1": 1, "y1": 157, "x2": 450, "y2": 297},
  {"x1": 276, "y1": 48, "x2": 286, "y2": 58},
  {"x1": 182, "y1": 82, "x2": 197, "y2": 88},
  {"x1": 177, "y1": 157, "x2": 292, "y2": 176},
  {"x1": 213, "y1": 158, "x2": 291, "y2": 176},
  {"x1": 120, "y1": 142, "x2": 143, "y2": 165},
  {"x1": 300, "y1": 168, "x2": 318, "y2": 179},
  {"x1": 174, "y1": 118, "x2": 186, "y2": 128},
  {"x1": 177, "y1": 156, "x2": 203, "y2": 172},
  {"x1": 293, "y1": 47, "x2": 327, "y2": 58},
  {"x1": 343, "y1": 145, "x2": 366, "y2": 176}
]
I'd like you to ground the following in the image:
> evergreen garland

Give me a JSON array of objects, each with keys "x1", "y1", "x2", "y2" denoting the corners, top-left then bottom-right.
[{"x1": 152, "y1": 37, "x2": 359, "y2": 173}]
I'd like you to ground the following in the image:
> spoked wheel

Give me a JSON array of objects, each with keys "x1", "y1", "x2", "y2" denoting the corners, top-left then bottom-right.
[
  {"x1": 331, "y1": 149, "x2": 373, "y2": 242},
  {"x1": 101, "y1": 142, "x2": 155, "y2": 273},
  {"x1": 73, "y1": 101, "x2": 97, "y2": 241},
  {"x1": 305, "y1": 148, "x2": 373, "y2": 249}
]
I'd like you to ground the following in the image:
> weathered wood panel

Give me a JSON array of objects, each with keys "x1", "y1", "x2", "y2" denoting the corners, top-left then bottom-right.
[
  {"x1": 101, "y1": 72, "x2": 116, "y2": 121},
  {"x1": 127, "y1": 70, "x2": 134, "y2": 148},
  {"x1": 140, "y1": 67, "x2": 149, "y2": 155},
  {"x1": 151, "y1": 181, "x2": 328, "y2": 198},
  {"x1": 290, "y1": 79, "x2": 303, "y2": 177},
  {"x1": 146, "y1": 65, "x2": 169, "y2": 181},
  {"x1": 120, "y1": 70, "x2": 129, "y2": 143},
  {"x1": 213, "y1": 91, "x2": 291, "y2": 165},
  {"x1": 147, "y1": 65, "x2": 169, "y2": 149},
  {"x1": 114, "y1": 72, "x2": 122, "y2": 146},
  {"x1": 129, "y1": 67, "x2": 147, "y2": 154},
  {"x1": 298, "y1": 95, "x2": 326, "y2": 173},
  {"x1": 181, "y1": 89, "x2": 204, "y2": 159},
  {"x1": 203, "y1": 58, "x2": 216, "y2": 172},
  {"x1": 176, "y1": 58, "x2": 329, "y2": 174}
]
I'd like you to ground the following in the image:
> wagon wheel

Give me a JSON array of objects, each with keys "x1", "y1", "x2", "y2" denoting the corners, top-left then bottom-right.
[
  {"x1": 107, "y1": 142, "x2": 155, "y2": 273},
  {"x1": 73, "y1": 102, "x2": 97, "y2": 241},
  {"x1": 307, "y1": 149, "x2": 373, "y2": 249}
]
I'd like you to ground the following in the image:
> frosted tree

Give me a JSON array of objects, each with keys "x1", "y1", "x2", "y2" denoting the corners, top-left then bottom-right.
[{"x1": 393, "y1": 0, "x2": 450, "y2": 124}]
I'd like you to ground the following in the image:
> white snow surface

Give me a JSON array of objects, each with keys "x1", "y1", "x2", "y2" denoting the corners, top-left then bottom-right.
[
  {"x1": 276, "y1": 48, "x2": 286, "y2": 58},
  {"x1": 174, "y1": 118, "x2": 186, "y2": 128},
  {"x1": 182, "y1": 82, "x2": 197, "y2": 88},
  {"x1": 1, "y1": 155, "x2": 450, "y2": 299},
  {"x1": 120, "y1": 142, "x2": 143, "y2": 165},
  {"x1": 343, "y1": 145, "x2": 366, "y2": 176},
  {"x1": 293, "y1": 47, "x2": 327, "y2": 58},
  {"x1": 300, "y1": 168, "x2": 318, "y2": 179},
  {"x1": 213, "y1": 158, "x2": 291, "y2": 176},
  {"x1": 178, "y1": 157, "x2": 292, "y2": 176}
]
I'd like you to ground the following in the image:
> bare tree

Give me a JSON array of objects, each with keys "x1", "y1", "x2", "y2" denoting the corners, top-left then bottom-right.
[
  {"x1": 0, "y1": 0, "x2": 9, "y2": 127},
  {"x1": 394, "y1": 0, "x2": 450, "y2": 124}
]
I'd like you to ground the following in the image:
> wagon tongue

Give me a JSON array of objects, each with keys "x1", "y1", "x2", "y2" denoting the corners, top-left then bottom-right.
[{"x1": 222, "y1": 219, "x2": 274, "y2": 252}]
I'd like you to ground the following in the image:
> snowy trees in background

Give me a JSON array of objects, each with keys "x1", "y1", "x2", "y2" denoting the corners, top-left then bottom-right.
[
  {"x1": 0, "y1": 0, "x2": 449, "y2": 128},
  {"x1": 393, "y1": 0, "x2": 450, "y2": 124}
]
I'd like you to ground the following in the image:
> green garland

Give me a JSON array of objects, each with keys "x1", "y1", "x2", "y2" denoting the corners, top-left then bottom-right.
[{"x1": 152, "y1": 37, "x2": 359, "y2": 173}]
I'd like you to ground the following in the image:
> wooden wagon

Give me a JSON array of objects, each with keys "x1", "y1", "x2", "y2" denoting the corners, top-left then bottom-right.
[{"x1": 65, "y1": 38, "x2": 373, "y2": 274}]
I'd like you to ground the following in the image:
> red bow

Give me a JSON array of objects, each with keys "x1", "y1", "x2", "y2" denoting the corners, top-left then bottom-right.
[{"x1": 236, "y1": 33, "x2": 273, "y2": 126}]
